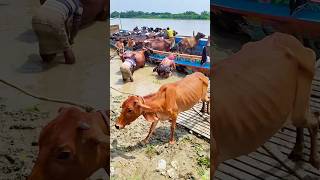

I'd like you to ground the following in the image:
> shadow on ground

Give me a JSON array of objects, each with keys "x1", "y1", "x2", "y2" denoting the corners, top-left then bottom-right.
[{"x1": 17, "y1": 54, "x2": 63, "y2": 73}]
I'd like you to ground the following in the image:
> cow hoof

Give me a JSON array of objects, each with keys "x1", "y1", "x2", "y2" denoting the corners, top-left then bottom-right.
[
  {"x1": 141, "y1": 139, "x2": 149, "y2": 145},
  {"x1": 310, "y1": 158, "x2": 320, "y2": 169},
  {"x1": 169, "y1": 140, "x2": 175, "y2": 145}
]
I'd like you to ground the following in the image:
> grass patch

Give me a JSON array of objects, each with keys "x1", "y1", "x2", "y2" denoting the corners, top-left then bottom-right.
[
  {"x1": 196, "y1": 167, "x2": 205, "y2": 177},
  {"x1": 145, "y1": 144, "x2": 157, "y2": 159},
  {"x1": 197, "y1": 156, "x2": 210, "y2": 168},
  {"x1": 194, "y1": 143, "x2": 204, "y2": 153},
  {"x1": 180, "y1": 135, "x2": 192, "y2": 143},
  {"x1": 194, "y1": 142, "x2": 210, "y2": 172}
]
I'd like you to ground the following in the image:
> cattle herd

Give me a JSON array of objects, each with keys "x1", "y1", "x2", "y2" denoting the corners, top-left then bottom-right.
[{"x1": 112, "y1": 26, "x2": 208, "y2": 82}]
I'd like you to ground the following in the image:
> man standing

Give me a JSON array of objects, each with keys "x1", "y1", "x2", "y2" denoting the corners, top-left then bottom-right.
[
  {"x1": 166, "y1": 27, "x2": 176, "y2": 49},
  {"x1": 32, "y1": 0, "x2": 83, "y2": 64}
]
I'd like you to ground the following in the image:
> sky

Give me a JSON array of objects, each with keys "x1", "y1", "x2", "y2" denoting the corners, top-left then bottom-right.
[{"x1": 110, "y1": 0, "x2": 210, "y2": 14}]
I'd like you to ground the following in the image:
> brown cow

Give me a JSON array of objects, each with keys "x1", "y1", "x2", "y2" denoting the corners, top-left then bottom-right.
[
  {"x1": 115, "y1": 39, "x2": 124, "y2": 55},
  {"x1": 177, "y1": 32, "x2": 205, "y2": 54},
  {"x1": 212, "y1": 32, "x2": 320, "y2": 176},
  {"x1": 115, "y1": 72, "x2": 209, "y2": 144},
  {"x1": 28, "y1": 107, "x2": 109, "y2": 180},
  {"x1": 144, "y1": 38, "x2": 172, "y2": 51}
]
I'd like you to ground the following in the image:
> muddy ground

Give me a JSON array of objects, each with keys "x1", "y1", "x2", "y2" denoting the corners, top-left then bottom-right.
[{"x1": 109, "y1": 51, "x2": 210, "y2": 180}]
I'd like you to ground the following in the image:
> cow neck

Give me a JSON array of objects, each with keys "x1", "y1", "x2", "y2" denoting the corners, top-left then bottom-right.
[
  {"x1": 139, "y1": 95, "x2": 159, "y2": 118},
  {"x1": 97, "y1": 110, "x2": 109, "y2": 132}
]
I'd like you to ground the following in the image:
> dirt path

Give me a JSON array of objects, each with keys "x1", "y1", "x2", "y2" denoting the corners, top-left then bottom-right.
[{"x1": 109, "y1": 51, "x2": 210, "y2": 180}]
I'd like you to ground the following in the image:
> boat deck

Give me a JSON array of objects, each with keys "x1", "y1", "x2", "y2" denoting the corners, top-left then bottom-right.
[{"x1": 214, "y1": 70, "x2": 320, "y2": 179}]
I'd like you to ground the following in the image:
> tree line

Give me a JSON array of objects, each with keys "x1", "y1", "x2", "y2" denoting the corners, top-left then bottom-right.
[{"x1": 110, "y1": 11, "x2": 210, "y2": 20}]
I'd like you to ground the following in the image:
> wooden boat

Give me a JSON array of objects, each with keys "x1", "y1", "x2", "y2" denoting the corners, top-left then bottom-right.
[
  {"x1": 148, "y1": 49, "x2": 210, "y2": 76},
  {"x1": 212, "y1": 0, "x2": 320, "y2": 56},
  {"x1": 110, "y1": 29, "x2": 211, "y2": 76}
]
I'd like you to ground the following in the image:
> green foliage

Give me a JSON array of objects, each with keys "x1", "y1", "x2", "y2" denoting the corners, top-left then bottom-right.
[
  {"x1": 197, "y1": 156, "x2": 210, "y2": 168},
  {"x1": 110, "y1": 11, "x2": 210, "y2": 20},
  {"x1": 145, "y1": 145, "x2": 157, "y2": 158}
]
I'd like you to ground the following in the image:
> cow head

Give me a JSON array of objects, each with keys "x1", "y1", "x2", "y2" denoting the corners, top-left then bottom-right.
[
  {"x1": 115, "y1": 95, "x2": 151, "y2": 129},
  {"x1": 28, "y1": 107, "x2": 109, "y2": 180},
  {"x1": 195, "y1": 32, "x2": 205, "y2": 40}
]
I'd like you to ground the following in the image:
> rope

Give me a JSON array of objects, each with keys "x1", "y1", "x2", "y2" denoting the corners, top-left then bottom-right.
[
  {"x1": 110, "y1": 86, "x2": 135, "y2": 96},
  {"x1": 0, "y1": 79, "x2": 94, "y2": 112}
]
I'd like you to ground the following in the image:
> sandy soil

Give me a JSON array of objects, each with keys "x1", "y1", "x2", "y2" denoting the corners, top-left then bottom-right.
[{"x1": 109, "y1": 52, "x2": 210, "y2": 180}]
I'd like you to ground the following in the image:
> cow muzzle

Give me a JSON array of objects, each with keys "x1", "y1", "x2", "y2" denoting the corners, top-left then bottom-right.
[{"x1": 115, "y1": 124, "x2": 124, "y2": 129}]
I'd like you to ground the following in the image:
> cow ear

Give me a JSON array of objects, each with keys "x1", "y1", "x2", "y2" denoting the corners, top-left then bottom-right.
[
  {"x1": 143, "y1": 113, "x2": 158, "y2": 123},
  {"x1": 136, "y1": 101, "x2": 153, "y2": 112}
]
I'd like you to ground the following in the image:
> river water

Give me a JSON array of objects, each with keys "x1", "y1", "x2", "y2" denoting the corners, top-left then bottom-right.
[{"x1": 110, "y1": 18, "x2": 210, "y2": 37}]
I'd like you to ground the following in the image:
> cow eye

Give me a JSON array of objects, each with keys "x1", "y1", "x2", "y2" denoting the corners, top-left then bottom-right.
[
  {"x1": 56, "y1": 151, "x2": 71, "y2": 160},
  {"x1": 127, "y1": 109, "x2": 132, "y2": 113}
]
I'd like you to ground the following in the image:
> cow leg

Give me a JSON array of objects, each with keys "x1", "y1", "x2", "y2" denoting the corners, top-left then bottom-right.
[
  {"x1": 129, "y1": 70, "x2": 134, "y2": 82},
  {"x1": 308, "y1": 124, "x2": 320, "y2": 169},
  {"x1": 289, "y1": 127, "x2": 304, "y2": 161},
  {"x1": 200, "y1": 101, "x2": 206, "y2": 113},
  {"x1": 169, "y1": 117, "x2": 177, "y2": 145},
  {"x1": 142, "y1": 120, "x2": 159, "y2": 144}
]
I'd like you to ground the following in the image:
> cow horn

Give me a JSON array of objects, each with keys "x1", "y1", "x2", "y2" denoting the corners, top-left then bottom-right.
[{"x1": 78, "y1": 121, "x2": 90, "y2": 130}]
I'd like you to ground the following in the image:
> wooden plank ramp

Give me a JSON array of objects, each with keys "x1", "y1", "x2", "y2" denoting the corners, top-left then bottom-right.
[
  {"x1": 215, "y1": 71, "x2": 320, "y2": 179},
  {"x1": 176, "y1": 84, "x2": 210, "y2": 139}
]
